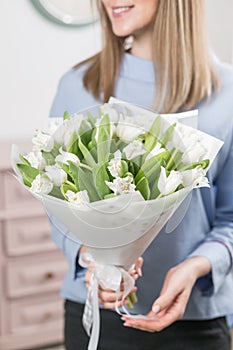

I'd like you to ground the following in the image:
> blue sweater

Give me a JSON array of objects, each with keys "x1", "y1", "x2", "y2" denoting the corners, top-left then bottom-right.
[{"x1": 49, "y1": 53, "x2": 233, "y2": 319}]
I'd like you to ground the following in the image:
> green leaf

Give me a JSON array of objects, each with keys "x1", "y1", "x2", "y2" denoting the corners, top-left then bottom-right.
[
  {"x1": 79, "y1": 120, "x2": 92, "y2": 147},
  {"x1": 179, "y1": 159, "x2": 210, "y2": 171},
  {"x1": 17, "y1": 164, "x2": 39, "y2": 186},
  {"x1": 93, "y1": 163, "x2": 111, "y2": 199},
  {"x1": 128, "y1": 161, "x2": 140, "y2": 178},
  {"x1": 150, "y1": 168, "x2": 161, "y2": 199},
  {"x1": 97, "y1": 114, "x2": 111, "y2": 164},
  {"x1": 104, "y1": 193, "x2": 116, "y2": 200},
  {"x1": 136, "y1": 176, "x2": 150, "y2": 200},
  {"x1": 165, "y1": 148, "x2": 183, "y2": 171},
  {"x1": 110, "y1": 139, "x2": 118, "y2": 154},
  {"x1": 118, "y1": 160, "x2": 128, "y2": 177},
  {"x1": 63, "y1": 111, "x2": 69, "y2": 120},
  {"x1": 41, "y1": 150, "x2": 55, "y2": 165},
  {"x1": 67, "y1": 161, "x2": 80, "y2": 191},
  {"x1": 19, "y1": 154, "x2": 30, "y2": 166},
  {"x1": 50, "y1": 186, "x2": 64, "y2": 199},
  {"x1": 78, "y1": 168, "x2": 100, "y2": 202},
  {"x1": 78, "y1": 137, "x2": 96, "y2": 168},
  {"x1": 88, "y1": 140, "x2": 96, "y2": 151},
  {"x1": 144, "y1": 116, "x2": 161, "y2": 152},
  {"x1": 87, "y1": 112, "x2": 95, "y2": 128},
  {"x1": 61, "y1": 181, "x2": 77, "y2": 199},
  {"x1": 67, "y1": 131, "x2": 79, "y2": 155},
  {"x1": 135, "y1": 155, "x2": 161, "y2": 184},
  {"x1": 160, "y1": 123, "x2": 176, "y2": 147}
]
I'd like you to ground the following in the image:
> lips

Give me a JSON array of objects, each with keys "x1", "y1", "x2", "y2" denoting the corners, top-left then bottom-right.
[{"x1": 112, "y1": 5, "x2": 134, "y2": 18}]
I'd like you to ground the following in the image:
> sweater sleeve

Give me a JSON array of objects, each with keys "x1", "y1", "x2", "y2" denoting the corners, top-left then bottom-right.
[{"x1": 189, "y1": 126, "x2": 233, "y2": 295}]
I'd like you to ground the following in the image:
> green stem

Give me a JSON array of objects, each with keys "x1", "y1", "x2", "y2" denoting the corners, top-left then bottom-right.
[
  {"x1": 166, "y1": 148, "x2": 179, "y2": 171},
  {"x1": 126, "y1": 291, "x2": 138, "y2": 309},
  {"x1": 79, "y1": 163, "x2": 92, "y2": 172}
]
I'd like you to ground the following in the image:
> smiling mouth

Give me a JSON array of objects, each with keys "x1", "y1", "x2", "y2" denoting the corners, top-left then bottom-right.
[{"x1": 112, "y1": 5, "x2": 134, "y2": 16}]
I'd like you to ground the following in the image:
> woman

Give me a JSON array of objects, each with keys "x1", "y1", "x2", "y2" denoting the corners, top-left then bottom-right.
[{"x1": 49, "y1": 1, "x2": 233, "y2": 349}]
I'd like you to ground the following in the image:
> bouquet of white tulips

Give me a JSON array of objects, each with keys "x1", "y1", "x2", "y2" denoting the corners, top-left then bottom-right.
[{"x1": 11, "y1": 99, "x2": 223, "y2": 350}]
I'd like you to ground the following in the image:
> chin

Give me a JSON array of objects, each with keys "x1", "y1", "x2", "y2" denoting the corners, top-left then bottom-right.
[{"x1": 112, "y1": 24, "x2": 133, "y2": 38}]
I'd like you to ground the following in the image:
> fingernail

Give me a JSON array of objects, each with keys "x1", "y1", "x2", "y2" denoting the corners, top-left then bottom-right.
[
  {"x1": 152, "y1": 304, "x2": 160, "y2": 314},
  {"x1": 138, "y1": 267, "x2": 142, "y2": 277}
]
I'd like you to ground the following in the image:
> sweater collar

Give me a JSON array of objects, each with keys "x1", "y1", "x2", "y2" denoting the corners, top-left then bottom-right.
[{"x1": 120, "y1": 53, "x2": 155, "y2": 83}]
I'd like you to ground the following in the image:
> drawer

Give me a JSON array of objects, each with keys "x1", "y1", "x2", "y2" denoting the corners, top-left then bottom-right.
[
  {"x1": 6, "y1": 257, "x2": 67, "y2": 298},
  {"x1": 10, "y1": 296, "x2": 64, "y2": 334},
  {"x1": 3, "y1": 172, "x2": 43, "y2": 211},
  {"x1": 4, "y1": 217, "x2": 57, "y2": 256}
]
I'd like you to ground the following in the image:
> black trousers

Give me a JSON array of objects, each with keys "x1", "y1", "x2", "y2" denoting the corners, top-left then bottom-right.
[{"x1": 64, "y1": 300, "x2": 231, "y2": 350}]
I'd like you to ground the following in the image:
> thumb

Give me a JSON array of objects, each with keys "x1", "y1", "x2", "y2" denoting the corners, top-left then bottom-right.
[
  {"x1": 135, "y1": 257, "x2": 143, "y2": 277},
  {"x1": 152, "y1": 290, "x2": 176, "y2": 314}
]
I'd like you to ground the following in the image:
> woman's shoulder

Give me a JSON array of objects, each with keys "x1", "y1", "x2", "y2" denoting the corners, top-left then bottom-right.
[
  {"x1": 58, "y1": 62, "x2": 90, "y2": 91},
  {"x1": 50, "y1": 60, "x2": 98, "y2": 117}
]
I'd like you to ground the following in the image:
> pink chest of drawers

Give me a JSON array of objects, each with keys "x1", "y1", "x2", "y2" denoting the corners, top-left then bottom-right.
[{"x1": 0, "y1": 140, "x2": 68, "y2": 350}]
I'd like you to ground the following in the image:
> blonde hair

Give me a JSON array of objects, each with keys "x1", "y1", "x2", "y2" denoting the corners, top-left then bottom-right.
[{"x1": 76, "y1": 0, "x2": 220, "y2": 113}]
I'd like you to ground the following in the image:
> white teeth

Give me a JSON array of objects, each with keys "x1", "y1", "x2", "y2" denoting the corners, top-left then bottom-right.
[{"x1": 113, "y1": 6, "x2": 131, "y2": 14}]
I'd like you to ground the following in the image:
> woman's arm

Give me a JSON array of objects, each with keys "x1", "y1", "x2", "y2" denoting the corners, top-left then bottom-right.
[
  {"x1": 123, "y1": 126, "x2": 233, "y2": 332},
  {"x1": 122, "y1": 256, "x2": 211, "y2": 331}
]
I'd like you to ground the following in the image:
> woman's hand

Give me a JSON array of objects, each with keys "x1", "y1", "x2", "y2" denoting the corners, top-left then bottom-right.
[
  {"x1": 122, "y1": 256, "x2": 211, "y2": 332},
  {"x1": 84, "y1": 257, "x2": 143, "y2": 309}
]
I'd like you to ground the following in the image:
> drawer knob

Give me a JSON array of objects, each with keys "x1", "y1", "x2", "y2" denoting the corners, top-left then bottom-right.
[
  {"x1": 44, "y1": 272, "x2": 55, "y2": 280},
  {"x1": 44, "y1": 311, "x2": 53, "y2": 320}
]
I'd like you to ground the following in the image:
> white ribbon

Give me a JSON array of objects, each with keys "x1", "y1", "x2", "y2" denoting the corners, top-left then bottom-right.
[{"x1": 79, "y1": 253, "x2": 135, "y2": 350}]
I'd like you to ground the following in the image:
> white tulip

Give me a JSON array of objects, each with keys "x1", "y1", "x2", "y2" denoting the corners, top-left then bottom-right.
[
  {"x1": 95, "y1": 117, "x2": 116, "y2": 141},
  {"x1": 182, "y1": 142, "x2": 207, "y2": 164},
  {"x1": 66, "y1": 190, "x2": 90, "y2": 206},
  {"x1": 32, "y1": 130, "x2": 54, "y2": 152},
  {"x1": 145, "y1": 143, "x2": 165, "y2": 161},
  {"x1": 170, "y1": 124, "x2": 204, "y2": 153},
  {"x1": 108, "y1": 150, "x2": 122, "y2": 177},
  {"x1": 116, "y1": 115, "x2": 144, "y2": 142},
  {"x1": 105, "y1": 176, "x2": 136, "y2": 195},
  {"x1": 158, "y1": 167, "x2": 182, "y2": 196},
  {"x1": 24, "y1": 151, "x2": 46, "y2": 170},
  {"x1": 47, "y1": 118, "x2": 63, "y2": 135},
  {"x1": 123, "y1": 140, "x2": 146, "y2": 160},
  {"x1": 181, "y1": 166, "x2": 209, "y2": 188},
  {"x1": 53, "y1": 114, "x2": 84, "y2": 146},
  {"x1": 30, "y1": 174, "x2": 53, "y2": 194},
  {"x1": 55, "y1": 147, "x2": 80, "y2": 165},
  {"x1": 45, "y1": 165, "x2": 67, "y2": 187},
  {"x1": 100, "y1": 104, "x2": 119, "y2": 123}
]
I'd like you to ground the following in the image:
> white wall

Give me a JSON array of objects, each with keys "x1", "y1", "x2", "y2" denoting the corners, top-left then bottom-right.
[
  {"x1": 1, "y1": 0, "x2": 233, "y2": 141},
  {"x1": 0, "y1": 0, "x2": 101, "y2": 141},
  {"x1": 205, "y1": 0, "x2": 233, "y2": 64}
]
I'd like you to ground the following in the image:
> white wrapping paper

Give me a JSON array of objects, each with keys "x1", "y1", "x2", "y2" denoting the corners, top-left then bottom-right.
[{"x1": 11, "y1": 102, "x2": 224, "y2": 350}]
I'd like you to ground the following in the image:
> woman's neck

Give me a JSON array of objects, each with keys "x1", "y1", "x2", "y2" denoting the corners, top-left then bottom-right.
[{"x1": 130, "y1": 29, "x2": 153, "y2": 60}]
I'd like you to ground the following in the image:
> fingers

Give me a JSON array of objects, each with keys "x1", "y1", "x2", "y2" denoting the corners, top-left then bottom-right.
[
  {"x1": 98, "y1": 286, "x2": 138, "y2": 309},
  {"x1": 129, "y1": 257, "x2": 143, "y2": 280},
  {"x1": 135, "y1": 257, "x2": 143, "y2": 277},
  {"x1": 122, "y1": 291, "x2": 188, "y2": 332},
  {"x1": 151, "y1": 291, "x2": 174, "y2": 315}
]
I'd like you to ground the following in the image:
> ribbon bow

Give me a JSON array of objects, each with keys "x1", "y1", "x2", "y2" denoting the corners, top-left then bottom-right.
[{"x1": 79, "y1": 252, "x2": 135, "y2": 350}]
